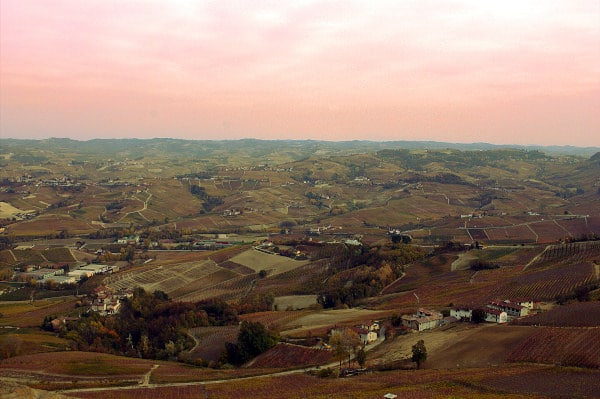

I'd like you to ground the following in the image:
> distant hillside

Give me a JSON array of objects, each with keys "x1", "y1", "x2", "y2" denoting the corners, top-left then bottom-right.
[{"x1": 1, "y1": 138, "x2": 598, "y2": 158}]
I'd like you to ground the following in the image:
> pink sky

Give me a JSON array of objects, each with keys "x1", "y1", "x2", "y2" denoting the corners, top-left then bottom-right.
[{"x1": 1, "y1": 0, "x2": 599, "y2": 146}]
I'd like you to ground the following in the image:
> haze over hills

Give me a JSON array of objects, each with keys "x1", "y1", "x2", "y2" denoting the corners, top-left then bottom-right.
[{"x1": 2, "y1": 137, "x2": 599, "y2": 157}]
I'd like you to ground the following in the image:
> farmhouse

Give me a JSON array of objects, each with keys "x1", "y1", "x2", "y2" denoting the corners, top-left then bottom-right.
[
  {"x1": 485, "y1": 308, "x2": 508, "y2": 323},
  {"x1": 451, "y1": 299, "x2": 531, "y2": 324},
  {"x1": 450, "y1": 307, "x2": 473, "y2": 321},
  {"x1": 401, "y1": 308, "x2": 443, "y2": 332},
  {"x1": 358, "y1": 321, "x2": 380, "y2": 332},
  {"x1": 89, "y1": 289, "x2": 132, "y2": 315},
  {"x1": 91, "y1": 296, "x2": 121, "y2": 315},
  {"x1": 352, "y1": 327, "x2": 378, "y2": 345},
  {"x1": 116, "y1": 235, "x2": 139, "y2": 245},
  {"x1": 488, "y1": 300, "x2": 529, "y2": 318}
]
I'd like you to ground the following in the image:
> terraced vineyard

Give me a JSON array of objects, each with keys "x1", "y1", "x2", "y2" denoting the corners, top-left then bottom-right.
[
  {"x1": 177, "y1": 274, "x2": 257, "y2": 302},
  {"x1": 529, "y1": 240, "x2": 600, "y2": 269},
  {"x1": 104, "y1": 260, "x2": 244, "y2": 299}
]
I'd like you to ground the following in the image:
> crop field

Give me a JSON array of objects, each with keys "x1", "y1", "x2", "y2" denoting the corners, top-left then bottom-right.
[
  {"x1": 280, "y1": 308, "x2": 389, "y2": 336},
  {"x1": 0, "y1": 330, "x2": 67, "y2": 357},
  {"x1": 490, "y1": 246, "x2": 541, "y2": 266},
  {"x1": 528, "y1": 240, "x2": 600, "y2": 269},
  {"x1": 556, "y1": 217, "x2": 595, "y2": 238},
  {"x1": 489, "y1": 262, "x2": 597, "y2": 300},
  {"x1": 401, "y1": 269, "x2": 496, "y2": 307},
  {"x1": 229, "y1": 249, "x2": 309, "y2": 276},
  {"x1": 500, "y1": 224, "x2": 537, "y2": 243},
  {"x1": 239, "y1": 310, "x2": 311, "y2": 331},
  {"x1": 272, "y1": 295, "x2": 318, "y2": 310},
  {"x1": 251, "y1": 262, "x2": 328, "y2": 298},
  {"x1": 529, "y1": 220, "x2": 570, "y2": 243},
  {"x1": 0, "y1": 297, "x2": 79, "y2": 328},
  {"x1": 513, "y1": 301, "x2": 600, "y2": 327},
  {"x1": 217, "y1": 260, "x2": 255, "y2": 275},
  {"x1": 105, "y1": 260, "x2": 245, "y2": 298},
  {"x1": 483, "y1": 227, "x2": 511, "y2": 241},
  {"x1": 68, "y1": 365, "x2": 600, "y2": 399},
  {"x1": 6, "y1": 213, "x2": 96, "y2": 236},
  {"x1": 585, "y1": 215, "x2": 600, "y2": 231},
  {"x1": 378, "y1": 244, "x2": 597, "y2": 309},
  {"x1": 383, "y1": 254, "x2": 457, "y2": 294},
  {"x1": 428, "y1": 227, "x2": 472, "y2": 243},
  {"x1": 208, "y1": 245, "x2": 253, "y2": 263},
  {"x1": 188, "y1": 325, "x2": 240, "y2": 362},
  {"x1": 421, "y1": 325, "x2": 535, "y2": 369},
  {"x1": 7, "y1": 189, "x2": 60, "y2": 212},
  {"x1": 467, "y1": 228, "x2": 489, "y2": 241},
  {"x1": 0, "y1": 201, "x2": 27, "y2": 218},
  {"x1": 506, "y1": 327, "x2": 600, "y2": 368},
  {"x1": 248, "y1": 343, "x2": 333, "y2": 368},
  {"x1": 478, "y1": 365, "x2": 600, "y2": 398},
  {"x1": 167, "y1": 268, "x2": 240, "y2": 299},
  {"x1": 6, "y1": 248, "x2": 46, "y2": 263},
  {"x1": 177, "y1": 274, "x2": 257, "y2": 302},
  {"x1": 0, "y1": 351, "x2": 151, "y2": 379}
]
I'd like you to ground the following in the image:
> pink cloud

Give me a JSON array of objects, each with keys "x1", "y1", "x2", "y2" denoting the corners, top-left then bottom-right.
[{"x1": 1, "y1": 0, "x2": 598, "y2": 145}]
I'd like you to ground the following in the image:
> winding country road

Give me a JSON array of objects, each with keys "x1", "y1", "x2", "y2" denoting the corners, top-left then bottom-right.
[{"x1": 58, "y1": 336, "x2": 386, "y2": 395}]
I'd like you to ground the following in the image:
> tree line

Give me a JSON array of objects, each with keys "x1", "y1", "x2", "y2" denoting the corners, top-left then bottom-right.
[{"x1": 45, "y1": 288, "x2": 238, "y2": 361}]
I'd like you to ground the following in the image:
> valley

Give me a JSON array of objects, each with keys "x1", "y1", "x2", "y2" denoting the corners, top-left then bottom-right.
[{"x1": 1, "y1": 139, "x2": 600, "y2": 398}]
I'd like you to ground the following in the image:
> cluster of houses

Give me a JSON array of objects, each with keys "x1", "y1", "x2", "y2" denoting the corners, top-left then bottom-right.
[
  {"x1": 222, "y1": 208, "x2": 246, "y2": 217},
  {"x1": 352, "y1": 321, "x2": 381, "y2": 345},
  {"x1": 90, "y1": 288, "x2": 133, "y2": 316},
  {"x1": 328, "y1": 321, "x2": 382, "y2": 347},
  {"x1": 401, "y1": 308, "x2": 445, "y2": 332},
  {"x1": 451, "y1": 299, "x2": 532, "y2": 324},
  {"x1": 116, "y1": 235, "x2": 140, "y2": 245},
  {"x1": 399, "y1": 300, "x2": 532, "y2": 333}
]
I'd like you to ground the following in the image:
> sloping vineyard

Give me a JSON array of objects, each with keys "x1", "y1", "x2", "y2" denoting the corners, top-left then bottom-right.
[
  {"x1": 507, "y1": 327, "x2": 600, "y2": 368},
  {"x1": 528, "y1": 240, "x2": 600, "y2": 269}
]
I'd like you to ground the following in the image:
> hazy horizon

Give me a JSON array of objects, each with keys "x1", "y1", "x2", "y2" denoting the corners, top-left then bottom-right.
[{"x1": 1, "y1": 1, "x2": 599, "y2": 147}]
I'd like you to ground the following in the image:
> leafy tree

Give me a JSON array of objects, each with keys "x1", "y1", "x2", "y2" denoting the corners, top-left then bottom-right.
[
  {"x1": 411, "y1": 339, "x2": 427, "y2": 369},
  {"x1": 235, "y1": 321, "x2": 277, "y2": 364},
  {"x1": 0, "y1": 335, "x2": 22, "y2": 359},
  {"x1": 329, "y1": 327, "x2": 361, "y2": 369},
  {"x1": 356, "y1": 347, "x2": 367, "y2": 368}
]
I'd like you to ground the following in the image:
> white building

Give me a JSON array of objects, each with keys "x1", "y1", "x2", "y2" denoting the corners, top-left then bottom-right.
[
  {"x1": 450, "y1": 307, "x2": 473, "y2": 321},
  {"x1": 401, "y1": 308, "x2": 443, "y2": 331},
  {"x1": 485, "y1": 308, "x2": 508, "y2": 323},
  {"x1": 80, "y1": 264, "x2": 112, "y2": 274},
  {"x1": 68, "y1": 269, "x2": 95, "y2": 280},
  {"x1": 488, "y1": 300, "x2": 529, "y2": 318}
]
